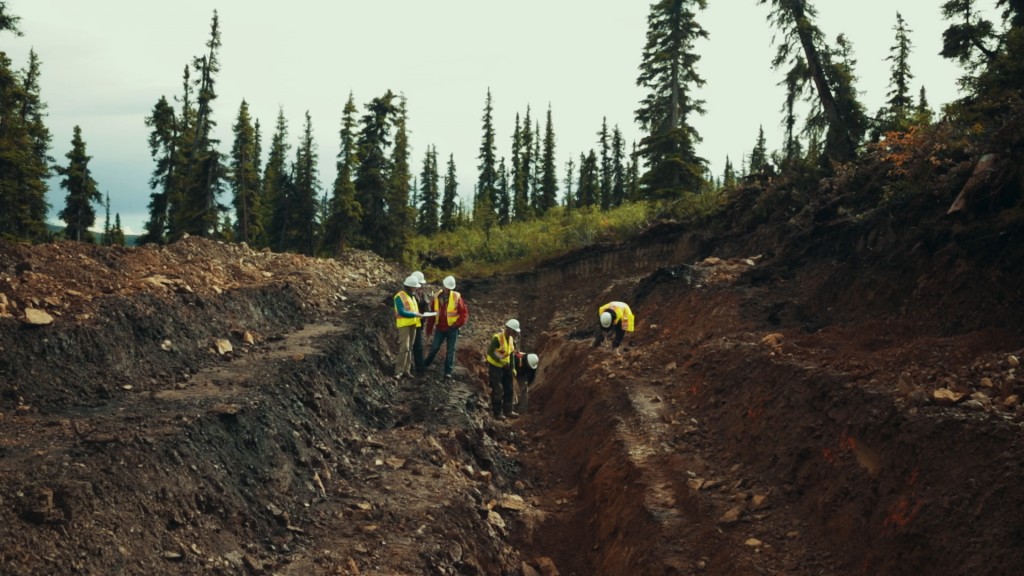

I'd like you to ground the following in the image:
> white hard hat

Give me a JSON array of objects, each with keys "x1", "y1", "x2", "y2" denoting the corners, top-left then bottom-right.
[
  {"x1": 600, "y1": 311, "x2": 612, "y2": 328},
  {"x1": 505, "y1": 319, "x2": 521, "y2": 333},
  {"x1": 443, "y1": 275, "x2": 456, "y2": 290},
  {"x1": 403, "y1": 275, "x2": 421, "y2": 288},
  {"x1": 412, "y1": 271, "x2": 426, "y2": 284},
  {"x1": 527, "y1": 353, "x2": 539, "y2": 370}
]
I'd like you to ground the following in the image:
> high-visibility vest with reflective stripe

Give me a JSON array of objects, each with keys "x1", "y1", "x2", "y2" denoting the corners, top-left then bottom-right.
[
  {"x1": 394, "y1": 290, "x2": 421, "y2": 328},
  {"x1": 487, "y1": 331, "x2": 515, "y2": 367},
  {"x1": 599, "y1": 301, "x2": 635, "y2": 332},
  {"x1": 432, "y1": 290, "x2": 462, "y2": 327}
]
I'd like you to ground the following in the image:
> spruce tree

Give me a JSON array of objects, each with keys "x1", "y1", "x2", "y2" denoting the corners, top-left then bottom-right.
[
  {"x1": 140, "y1": 96, "x2": 178, "y2": 244},
  {"x1": 611, "y1": 126, "x2": 626, "y2": 207},
  {"x1": 627, "y1": 143, "x2": 641, "y2": 201},
  {"x1": 762, "y1": 0, "x2": 860, "y2": 164},
  {"x1": 510, "y1": 114, "x2": 529, "y2": 222},
  {"x1": 913, "y1": 86, "x2": 934, "y2": 125},
  {"x1": 165, "y1": 66, "x2": 196, "y2": 242},
  {"x1": 519, "y1": 107, "x2": 534, "y2": 219},
  {"x1": 110, "y1": 213, "x2": 126, "y2": 246},
  {"x1": 290, "y1": 111, "x2": 320, "y2": 255},
  {"x1": 883, "y1": 13, "x2": 914, "y2": 131},
  {"x1": 229, "y1": 99, "x2": 262, "y2": 244},
  {"x1": 417, "y1": 146, "x2": 440, "y2": 235},
  {"x1": 635, "y1": 0, "x2": 708, "y2": 200},
  {"x1": 475, "y1": 89, "x2": 499, "y2": 224},
  {"x1": 497, "y1": 158, "x2": 511, "y2": 225},
  {"x1": 563, "y1": 157, "x2": 576, "y2": 212},
  {"x1": 577, "y1": 150, "x2": 599, "y2": 208},
  {"x1": 264, "y1": 109, "x2": 292, "y2": 251},
  {"x1": 597, "y1": 118, "x2": 612, "y2": 210},
  {"x1": 440, "y1": 154, "x2": 458, "y2": 233},
  {"x1": 0, "y1": 41, "x2": 52, "y2": 241},
  {"x1": 385, "y1": 97, "x2": 412, "y2": 260},
  {"x1": 354, "y1": 90, "x2": 396, "y2": 255},
  {"x1": 56, "y1": 126, "x2": 101, "y2": 242},
  {"x1": 324, "y1": 92, "x2": 362, "y2": 253},
  {"x1": 750, "y1": 126, "x2": 768, "y2": 175},
  {"x1": 179, "y1": 10, "x2": 225, "y2": 238},
  {"x1": 538, "y1": 106, "x2": 558, "y2": 214}
]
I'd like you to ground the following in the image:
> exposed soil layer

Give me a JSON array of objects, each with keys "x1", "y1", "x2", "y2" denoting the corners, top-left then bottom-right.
[{"x1": 3, "y1": 178, "x2": 1024, "y2": 575}]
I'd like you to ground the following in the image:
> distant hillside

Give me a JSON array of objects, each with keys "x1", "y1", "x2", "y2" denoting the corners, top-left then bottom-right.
[{"x1": 46, "y1": 224, "x2": 140, "y2": 246}]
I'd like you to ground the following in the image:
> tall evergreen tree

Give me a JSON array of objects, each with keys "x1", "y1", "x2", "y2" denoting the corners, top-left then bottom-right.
[
  {"x1": 179, "y1": 10, "x2": 224, "y2": 238},
  {"x1": 941, "y1": 0, "x2": 1024, "y2": 97},
  {"x1": 627, "y1": 142, "x2": 641, "y2": 201},
  {"x1": 750, "y1": 125, "x2": 768, "y2": 174},
  {"x1": 264, "y1": 108, "x2": 292, "y2": 251},
  {"x1": 385, "y1": 96, "x2": 412, "y2": 260},
  {"x1": 883, "y1": 13, "x2": 914, "y2": 131},
  {"x1": 289, "y1": 111, "x2": 320, "y2": 255},
  {"x1": 597, "y1": 118, "x2": 612, "y2": 210},
  {"x1": 110, "y1": 213, "x2": 126, "y2": 246},
  {"x1": 611, "y1": 126, "x2": 626, "y2": 207},
  {"x1": 229, "y1": 99, "x2": 262, "y2": 244},
  {"x1": 914, "y1": 86, "x2": 934, "y2": 125},
  {"x1": 816, "y1": 34, "x2": 869, "y2": 158},
  {"x1": 354, "y1": 90, "x2": 396, "y2": 255},
  {"x1": 723, "y1": 156, "x2": 737, "y2": 188},
  {"x1": 0, "y1": 41, "x2": 52, "y2": 240},
  {"x1": 417, "y1": 145, "x2": 440, "y2": 235},
  {"x1": 165, "y1": 66, "x2": 196, "y2": 242},
  {"x1": 475, "y1": 88, "x2": 499, "y2": 223},
  {"x1": 324, "y1": 92, "x2": 362, "y2": 253},
  {"x1": 140, "y1": 96, "x2": 179, "y2": 244},
  {"x1": 563, "y1": 157, "x2": 576, "y2": 212},
  {"x1": 56, "y1": 126, "x2": 101, "y2": 242},
  {"x1": 538, "y1": 106, "x2": 559, "y2": 214},
  {"x1": 761, "y1": 0, "x2": 858, "y2": 163},
  {"x1": 635, "y1": 0, "x2": 708, "y2": 200},
  {"x1": 497, "y1": 158, "x2": 511, "y2": 225},
  {"x1": 519, "y1": 107, "x2": 534, "y2": 219},
  {"x1": 510, "y1": 114, "x2": 529, "y2": 221},
  {"x1": 577, "y1": 150, "x2": 599, "y2": 208},
  {"x1": 440, "y1": 154, "x2": 458, "y2": 232}
]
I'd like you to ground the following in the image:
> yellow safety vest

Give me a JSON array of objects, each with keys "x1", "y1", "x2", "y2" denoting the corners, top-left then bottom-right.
[
  {"x1": 394, "y1": 290, "x2": 421, "y2": 328},
  {"x1": 486, "y1": 331, "x2": 515, "y2": 367},
  {"x1": 599, "y1": 301, "x2": 635, "y2": 332},
  {"x1": 432, "y1": 290, "x2": 462, "y2": 327}
]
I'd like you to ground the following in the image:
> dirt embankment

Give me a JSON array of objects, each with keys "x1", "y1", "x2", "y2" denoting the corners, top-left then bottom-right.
[{"x1": 4, "y1": 167, "x2": 1024, "y2": 576}]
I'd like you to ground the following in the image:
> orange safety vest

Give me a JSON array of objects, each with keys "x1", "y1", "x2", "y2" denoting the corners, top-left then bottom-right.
[
  {"x1": 394, "y1": 290, "x2": 421, "y2": 328},
  {"x1": 432, "y1": 290, "x2": 462, "y2": 327},
  {"x1": 486, "y1": 331, "x2": 515, "y2": 367},
  {"x1": 599, "y1": 301, "x2": 635, "y2": 332}
]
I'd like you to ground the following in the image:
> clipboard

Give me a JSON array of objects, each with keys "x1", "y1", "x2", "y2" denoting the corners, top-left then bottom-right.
[{"x1": 420, "y1": 312, "x2": 438, "y2": 317}]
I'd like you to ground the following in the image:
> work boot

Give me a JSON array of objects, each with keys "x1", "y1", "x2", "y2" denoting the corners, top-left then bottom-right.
[
  {"x1": 505, "y1": 410, "x2": 520, "y2": 419},
  {"x1": 494, "y1": 413, "x2": 506, "y2": 421}
]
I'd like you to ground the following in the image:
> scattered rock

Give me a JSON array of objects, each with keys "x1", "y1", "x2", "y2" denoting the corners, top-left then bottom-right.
[
  {"x1": 23, "y1": 308, "x2": 53, "y2": 325},
  {"x1": 215, "y1": 339, "x2": 233, "y2": 355}
]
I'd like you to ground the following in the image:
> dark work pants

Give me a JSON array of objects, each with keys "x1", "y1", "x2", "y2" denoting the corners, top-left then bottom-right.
[
  {"x1": 412, "y1": 327, "x2": 425, "y2": 374},
  {"x1": 488, "y1": 364, "x2": 513, "y2": 416}
]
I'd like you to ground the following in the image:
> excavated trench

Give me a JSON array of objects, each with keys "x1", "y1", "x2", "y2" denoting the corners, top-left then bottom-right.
[{"x1": 6, "y1": 219, "x2": 1024, "y2": 575}]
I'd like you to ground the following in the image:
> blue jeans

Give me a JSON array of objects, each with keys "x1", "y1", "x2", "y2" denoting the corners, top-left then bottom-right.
[{"x1": 425, "y1": 327, "x2": 459, "y2": 375}]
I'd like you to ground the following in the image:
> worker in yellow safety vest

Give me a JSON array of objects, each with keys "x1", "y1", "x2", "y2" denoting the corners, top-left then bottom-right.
[
  {"x1": 486, "y1": 319, "x2": 520, "y2": 420},
  {"x1": 594, "y1": 301, "x2": 635, "y2": 351},
  {"x1": 393, "y1": 275, "x2": 426, "y2": 379}
]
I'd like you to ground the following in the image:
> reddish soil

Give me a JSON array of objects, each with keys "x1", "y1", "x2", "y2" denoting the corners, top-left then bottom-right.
[{"x1": 3, "y1": 177, "x2": 1024, "y2": 575}]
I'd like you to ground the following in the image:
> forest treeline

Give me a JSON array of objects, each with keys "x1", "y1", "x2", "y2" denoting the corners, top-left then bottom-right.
[{"x1": 1, "y1": 1, "x2": 1022, "y2": 267}]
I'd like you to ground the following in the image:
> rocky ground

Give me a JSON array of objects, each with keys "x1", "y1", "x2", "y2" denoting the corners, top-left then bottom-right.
[{"x1": 3, "y1": 179, "x2": 1024, "y2": 575}]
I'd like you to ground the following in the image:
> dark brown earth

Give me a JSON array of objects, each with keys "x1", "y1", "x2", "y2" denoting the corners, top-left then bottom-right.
[{"x1": 3, "y1": 170, "x2": 1024, "y2": 575}]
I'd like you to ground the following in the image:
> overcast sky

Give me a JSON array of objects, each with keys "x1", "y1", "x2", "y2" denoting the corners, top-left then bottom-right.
[{"x1": 4, "y1": 1, "x2": 988, "y2": 234}]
